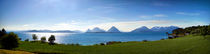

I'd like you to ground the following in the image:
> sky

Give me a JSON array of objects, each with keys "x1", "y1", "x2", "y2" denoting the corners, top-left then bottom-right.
[{"x1": 0, "y1": 0, "x2": 209, "y2": 32}]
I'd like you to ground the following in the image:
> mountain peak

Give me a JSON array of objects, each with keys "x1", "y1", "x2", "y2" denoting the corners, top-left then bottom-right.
[
  {"x1": 131, "y1": 26, "x2": 151, "y2": 32},
  {"x1": 107, "y1": 26, "x2": 121, "y2": 33},
  {"x1": 86, "y1": 27, "x2": 105, "y2": 33}
]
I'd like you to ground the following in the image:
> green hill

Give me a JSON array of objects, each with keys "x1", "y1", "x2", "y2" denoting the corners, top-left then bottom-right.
[{"x1": 10, "y1": 35, "x2": 209, "y2": 54}]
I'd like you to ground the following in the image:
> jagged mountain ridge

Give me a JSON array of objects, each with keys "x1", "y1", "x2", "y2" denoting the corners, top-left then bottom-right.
[{"x1": 131, "y1": 26, "x2": 179, "y2": 33}]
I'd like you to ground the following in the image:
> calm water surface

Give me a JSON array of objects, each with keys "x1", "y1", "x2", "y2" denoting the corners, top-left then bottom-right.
[{"x1": 15, "y1": 32, "x2": 167, "y2": 45}]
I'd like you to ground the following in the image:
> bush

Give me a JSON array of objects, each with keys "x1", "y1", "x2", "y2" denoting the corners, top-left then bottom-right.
[
  {"x1": 0, "y1": 32, "x2": 19, "y2": 49},
  {"x1": 24, "y1": 39, "x2": 29, "y2": 42},
  {"x1": 106, "y1": 41, "x2": 121, "y2": 45},
  {"x1": 41, "y1": 36, "x2": 46, "y2": 43},
  {"x1": 100, "y1": 43, "x2": 105, "y2": 45},
  {"x1": 142, "y1": 40, "x2": 148, "y2": 42},
  {"x1": 48, "y1": 35, "x2": 56, "y2": 45},
  {"x1": 32, "y1": 34, "x2": 38, "y2": 41}
]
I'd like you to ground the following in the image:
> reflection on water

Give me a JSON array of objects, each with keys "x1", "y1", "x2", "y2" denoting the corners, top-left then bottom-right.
[{"x1": 15, "y1": 32, "x2": 167, "y2": 45}]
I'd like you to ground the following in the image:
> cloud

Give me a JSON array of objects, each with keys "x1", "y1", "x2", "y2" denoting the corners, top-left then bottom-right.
[
  {"x1": 176, "y1": 12, "x2": 200, "y2": 16},
  {"x1": 23, "y1": 24, "x2": 29, "y2": 27},
  {"x1": 154, "y1": 14, "x2": 168, "y2": 17},
  {"x1": 153, "y1": 2, "x2": 170, "y2": 6},
  {"x1": 55, "y1": 23, "x2": 70, "y2": 26},
  {"x1": 139, "y1": 14, "x2": 167, "y2": 19},
  {"x1": 86, "y1": 6, "x2": 118, "y2": 13}
]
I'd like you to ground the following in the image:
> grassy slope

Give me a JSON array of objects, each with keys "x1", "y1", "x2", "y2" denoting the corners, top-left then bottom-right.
[
  {"x1": 10, "y1": 35, "x2": 210, "y2": 54},
  {"x1": 0, "y1": 49, "x2": 33, "y2": 54}
]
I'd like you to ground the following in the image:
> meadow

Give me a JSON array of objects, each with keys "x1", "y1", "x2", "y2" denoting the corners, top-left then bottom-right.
[{"x1": 1, "y1": 35, "x2": 208, "y2": 54}]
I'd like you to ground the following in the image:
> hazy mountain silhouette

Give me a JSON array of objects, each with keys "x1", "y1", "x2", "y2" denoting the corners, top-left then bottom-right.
[
  {"x1": 131, "y1": 26, "x2": 152, "y2": 32},
  {"x1": 25, "y1": 30, "x2": 82, "y2": 33},
  {"x1": 107, "y1": 26, "x2": 121, "y2": 33},
  {"x1": 131, "y1": 26, "x2": 179, "y2": 33},
  {"x1": 86, "y1": 27, "x2": 106, "y2": 33}
]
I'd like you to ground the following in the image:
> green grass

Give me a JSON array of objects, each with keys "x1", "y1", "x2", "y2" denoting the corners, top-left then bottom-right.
[
  {"x1": 3, "y1": 35, "x2": 210, "y2": 54},
  {"x1": 0, "y1": 49, "x2": 33, "y2": 54}
]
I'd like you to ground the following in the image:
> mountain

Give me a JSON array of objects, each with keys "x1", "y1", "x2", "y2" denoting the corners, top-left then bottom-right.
[
  {"x1": 25, "y1": 30, "x2": 82, "y2": 33},
  {"x1": 131, "y1": 26, "x2": 152, "y2": 32},
  {"x1": 86, "y1": 29, "x2": 92, "y2": 33},
  {"x1": 86, "y1": 27, "x2": 106, "y2": 33},
  {"x1": 131, "y1": 26, "x2": 179, "y2": 33},
  {"x1": 107, "y1": 26, "x2": 121, "y2": 33},
  {"x1": 26, "y1": 30, "x2": 52, "y2": 32},
  {"x1": 151, "y1": 26, "x2": 179, "y2": 32}
]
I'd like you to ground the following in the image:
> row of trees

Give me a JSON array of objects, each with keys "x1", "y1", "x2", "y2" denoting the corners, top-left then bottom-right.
[
  {"x1": 31, "y1": 34, "x2": 56, "y2": 45},
  {"x1": 0, "y1": 28, "x2": 57, "y2": 49},
  {"x1": 0, "y1": 28, "x2": 19, "y2": 49},
  {"x1": 172, "y1": 25, "x2": 210, "y2": 37}
]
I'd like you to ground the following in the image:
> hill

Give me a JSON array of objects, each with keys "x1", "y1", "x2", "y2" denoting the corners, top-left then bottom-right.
[{"x1": 8, "y1": 35, "x2": 210, "y2": 54}]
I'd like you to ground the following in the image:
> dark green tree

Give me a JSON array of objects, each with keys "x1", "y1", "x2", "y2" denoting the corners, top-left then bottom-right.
[
  {"x1": 0, "y1": 32, "x2": 19, "y2": 49},
  {"x1": 32, "y1": 34, "x2": 38, "y2": 41},
  {"x1": 24, "y1": 39, "x2": 29, "y2": 42},
  {"x1": 41, "y1": 36, "x2": 46, "y2": 43},
  {"x1": 48, "y1": 35, "x2": 56, "y2": 45},
  {"x1": 0, "y1": 28, "x2": 7, "y2": 38}
]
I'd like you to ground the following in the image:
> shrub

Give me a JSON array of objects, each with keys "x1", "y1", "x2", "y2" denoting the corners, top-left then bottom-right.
[
  {"x1": 0, "y1": 32, "x2": 19, "y2": 49},
  {"x1": 32, "y1": 34, "x2": 38, "y2": 41},
  {"x1": 75, "y1": 43, "x2": 80, "y2": 46},
  {"x1": 48, "y1": 35, "x2": 56, "y2": 45},
  {"x1": 24, "y1": 39, "x2": 29, "y2": 42},
  {"x1": 100, "y1": 43, "x2": 105, "y2": 45},
  {"x1": 41, "y1": 36, "x2": 46, "y2": 43},
  {"x1": 106, "y1": 41, "x2": 121, "y2": 45},
  {"x1": 142, "y1": 40, "x2": 148, "y2": 42}
]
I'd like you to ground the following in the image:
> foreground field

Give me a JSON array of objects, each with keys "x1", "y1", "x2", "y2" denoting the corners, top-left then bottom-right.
[
  {"x1": 1, "y1": 35, "x2": 210, "y2": 54},
  {"x1": 0, "y1": 49, "x2": 33, "y2": 54}
]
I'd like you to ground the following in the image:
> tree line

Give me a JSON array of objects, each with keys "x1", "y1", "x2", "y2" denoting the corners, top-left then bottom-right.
[
  {"x1": 0, "y1": 28, "x2": 56, "y2": 49},
  {"x1": 171, "y1": 24, "x2": 210, "y2": 38}
]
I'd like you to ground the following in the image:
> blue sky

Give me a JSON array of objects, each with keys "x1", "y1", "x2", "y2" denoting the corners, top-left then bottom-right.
[{"x1": 0, "y1": 0, "x2": 209, "y2": 32}]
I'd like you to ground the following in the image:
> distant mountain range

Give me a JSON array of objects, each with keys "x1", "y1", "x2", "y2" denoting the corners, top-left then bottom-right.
[
  {"x1": 86, "y1": 26, "x2": 121, "y2": 33},
  {"x1": 25, "y1": 30, "x2": 82, "y2": 33},
  {"x1": 24, "y1": 26, "x2": 179, "y2": 33},
  {"x1": 131, "y1": 26, "x2": 179, "y2": 33},
  {"x1": 87, "y1": 26, "x2": 179, "y2": 33},
  {"x1": 86, "y1": 27, "x2": 106, "y2": 33}
]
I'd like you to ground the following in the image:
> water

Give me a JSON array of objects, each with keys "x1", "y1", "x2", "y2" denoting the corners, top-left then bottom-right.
[{"x1": 14, "y1": 32, "x2": 167, "y2": 45}]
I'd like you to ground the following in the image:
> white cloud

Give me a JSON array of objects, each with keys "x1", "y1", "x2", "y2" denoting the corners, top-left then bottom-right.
[
  {"x1": 153, "y1": 2, "x2": 170, "y2": 6},
  {"x1": 154, "y1": 14, "x2": 168, "y2": 17},
  {"x1": 139, "y1": 14, "x2": 167, "y2": 19},
  {"x1": 176, "y1": 12, "x2": 200, "y2": 16},
  {"x1": 23, "y1": 24, "x2": 29, "y2": 27},
  {"x1": 55, "y1": 23, "x2": 70, "y2": 26}
]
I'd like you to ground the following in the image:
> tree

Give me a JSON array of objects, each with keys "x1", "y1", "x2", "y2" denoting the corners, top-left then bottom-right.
[
  {"x1": 0, "y1": 32, "x2": 19, "y2": 49},
  {"x1": 41, "y1": 36, "x2": 46, "y2": 43},
  {"x1": 24, "y1": 39, "x2": 29, "y2": 42},
  {"x1": 2, "y1": 28, "x2": 6, "y2": 34},
  {"x1": 0, "y1": 28, "x2": 7, "y2": 38},
  {"x1": 48, "y1": 35, "x2": 56, "y2": 45},
  {"x1": 200, "y1": 27, "x2": 209, "y2": 38},
  {"x1": 172, "y1": 28, "x2": 186, "y2": 36},
  {"x1": 32, "y1": 34, "x2": 38, "y2": 41}
]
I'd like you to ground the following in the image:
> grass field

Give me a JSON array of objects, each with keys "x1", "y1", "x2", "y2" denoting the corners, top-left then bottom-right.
[
  {"x1": 0, "y1": 49, "x2": 33, "y2": 54},
  {"x1": 1, "y1": 35, "x2": 210, "y2": 54}
]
